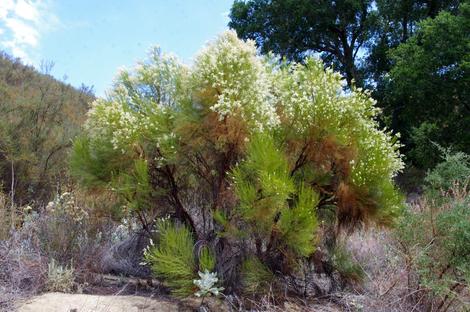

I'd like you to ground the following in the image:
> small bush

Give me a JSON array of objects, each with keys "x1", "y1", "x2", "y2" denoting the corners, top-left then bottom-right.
[
  {"x1": 241, "y1": 257, "x2": 275, "y2": 294},
  {"x1": 45, "y1": 259, "x2": 75, "y2": 293},
  {"x1": 36, "y1": 190, "x2": 114, "y2": 271},
  {"x1": 39, "y1": 192, "x2": 90, "y2": 263},
  {"x1": 394, "y1": 151, "x2": 470, "y2": 311},
  {"x1": 143, "y1": 219, "x2": 223, "y2": 297},
  {"x1": 424, "y1": 148, "x2": 470, "y2": 195},
  {"x1": 0, "y1": 189, "x2": 115, "y2": 307},
  {"x1": 331, "y1": 244, "x2": 364, "y2": 283},
  {"x1": 0, "y1": 222, "x2": 47, "y2": 309}
]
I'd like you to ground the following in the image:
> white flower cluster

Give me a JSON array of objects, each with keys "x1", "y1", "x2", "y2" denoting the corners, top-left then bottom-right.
[
  {"x1": 113, "y1": 47, "x2": 189, "y2": 108},
  {"x1": 351, "y1": 126, "x2": 404, "y2": 186},
  {"x1": 84, "y1": 47, "x2": 187, "y2": 154},
  {"x1": 46, "y1": 192, "x2": 88, "y2": 222},
  {"x1": 193, "y1": 30, "x2": 279, "y2": 131},
  {"x1": 85, "y1": 99, "x2": 139, "y2": 151},
  {"x1": 193, "y1": 270, "x2": 224, "y2": 297},
  {"x1": 83, "y1": 31, "x2": 402, "y2": 187},
  {"x1": 276, "y1": 60, "x2": 374, "y2": 136},
  {"x1": 274, "y1": 58, "x2": 404, "y2": 186},
  {"x1": 85, "y1": 97, "x2": 176, "y2": 154}
]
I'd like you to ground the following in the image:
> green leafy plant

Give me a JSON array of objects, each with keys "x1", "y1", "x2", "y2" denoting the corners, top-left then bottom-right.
[
  {"x1": 424, "y1": 148, "x2": 470, "y2": 195},
  {"x1": 193, "y1": 270, "x2": 224, "y2": 298}
]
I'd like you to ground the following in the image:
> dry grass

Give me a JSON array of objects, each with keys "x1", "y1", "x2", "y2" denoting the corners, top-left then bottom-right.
[
  {"x1": 0, "y1": 190, "x2": 119, "y2": 310},
  {"x1": 0, "y1": 191, "x2": 22, "y2": 241},
  {"x1": 0, "y1": 192, "x2": 43, "y2": 311},
  {"x1": 345, "y1": 228, "x2": 415, "y2": 312},
  {"x1": 0, "y1": 224, "x2": 47, "y2": 311}
]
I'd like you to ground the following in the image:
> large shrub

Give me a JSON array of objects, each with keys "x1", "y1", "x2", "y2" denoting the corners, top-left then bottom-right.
[{"x1": 72, "y1": 31, "x2": 403, "y2": 295}]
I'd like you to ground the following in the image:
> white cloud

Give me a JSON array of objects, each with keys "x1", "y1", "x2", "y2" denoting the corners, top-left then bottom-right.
[
  {"x1": 15, "y1": 0, "x2": 40, "y2": 21},
  {"x1": 3, "y1": 40, "x2": 30, "y2": 61},
  {"x1": 0, "y1": 1, "x2": 15, "y2": 20},
  {"x1": 0, "y1": 0, "x2": 59, "y2": 64},
  {"x1": 5, "y1": 17, "x2": 39, "y2": 46}
]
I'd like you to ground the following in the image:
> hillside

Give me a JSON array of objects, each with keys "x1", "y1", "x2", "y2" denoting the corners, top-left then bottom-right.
[{"x1": 0, "y1": 52, "x2": 94, "y2": 205}]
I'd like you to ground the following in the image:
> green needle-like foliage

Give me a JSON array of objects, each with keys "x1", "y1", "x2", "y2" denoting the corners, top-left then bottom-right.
[
  {"x1": 241, "y1": 257, "x2": 275, "y2": 294},
  {"x1": 199, "y1": 246, "x2": 216, "y2": 272},
  {"x1": 278, "y1": 184, "x2": 319, "y2": 257},
  {"x1": 144, "y1": 219, "x2": 196, "y2": 297},
  {"x1": 231, "y1": 133, "x2": 294, "y2": 234}
]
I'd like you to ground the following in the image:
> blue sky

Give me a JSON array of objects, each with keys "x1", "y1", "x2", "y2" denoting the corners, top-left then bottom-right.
[{"x1": 0, "y1": 0, "x2": 234, "y2": 96}]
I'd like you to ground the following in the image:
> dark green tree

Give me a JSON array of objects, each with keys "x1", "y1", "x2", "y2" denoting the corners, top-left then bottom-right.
[
  {"x1": 381, "y1": 3, "x2": 469, "y2": 168},
  {"x1": 229, "y1": 0, "x2": 378, "y2": 87},
  {"x1": 229, "y1": 0, "x2": 461, "y2": 88},
  {"x1": 366, "y1": 0, "x2": 460, "y2": 83}
]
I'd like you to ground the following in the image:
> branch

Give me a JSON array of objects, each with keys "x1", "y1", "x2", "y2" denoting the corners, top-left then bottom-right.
[
  {"x1": 290, "y1": 141, "x2": 309, "y2": 177},
  {"x1": 163, "y1": 163, "x2": 197, "y2": 235}
]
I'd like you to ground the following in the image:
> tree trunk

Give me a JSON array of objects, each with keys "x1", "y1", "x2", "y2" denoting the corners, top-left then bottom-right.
[
  {"x1": 343, "y1": 46, "x2": 358, "y2": 88},
  {"x1": 10, "y1": 160, "x2": 15, "y2": 231}
]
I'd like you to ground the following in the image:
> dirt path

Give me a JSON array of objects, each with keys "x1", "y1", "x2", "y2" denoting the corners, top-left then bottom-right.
[
  {"x1": 15, "y1": 291, "x2": 345, "y2": 312},
  {"x1": 17, "y1": 292, "x2": 180, "y2": 312}
]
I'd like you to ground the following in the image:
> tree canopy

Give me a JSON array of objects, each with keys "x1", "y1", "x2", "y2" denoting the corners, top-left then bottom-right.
[
  {"x1": 382, "y1": 3, "x2": 469, "y2": 168},
  {"x1": 229, "y1": 0, "x2": 377, "y2": 87}
]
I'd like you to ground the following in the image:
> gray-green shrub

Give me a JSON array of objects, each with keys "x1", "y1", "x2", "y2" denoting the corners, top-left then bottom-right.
[{"x1": 394, "y1": 151, "x2": 470, "y2": 311}]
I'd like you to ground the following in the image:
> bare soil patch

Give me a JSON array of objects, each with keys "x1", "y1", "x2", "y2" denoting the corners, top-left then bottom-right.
[{"x1": 17, "y1": 293, "x2": 179, "y2": 312}]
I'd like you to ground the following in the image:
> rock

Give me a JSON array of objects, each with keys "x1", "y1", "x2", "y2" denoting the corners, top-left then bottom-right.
[
  {"x1": 101, "y1": 232, "x2": 152, "y2": 278},
  {"x1": 287, "y1": 256, "x2": 339, "y2": 297},
  {"x1": 180, "y1": 296, "x2": 229, "y2": 312}
]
